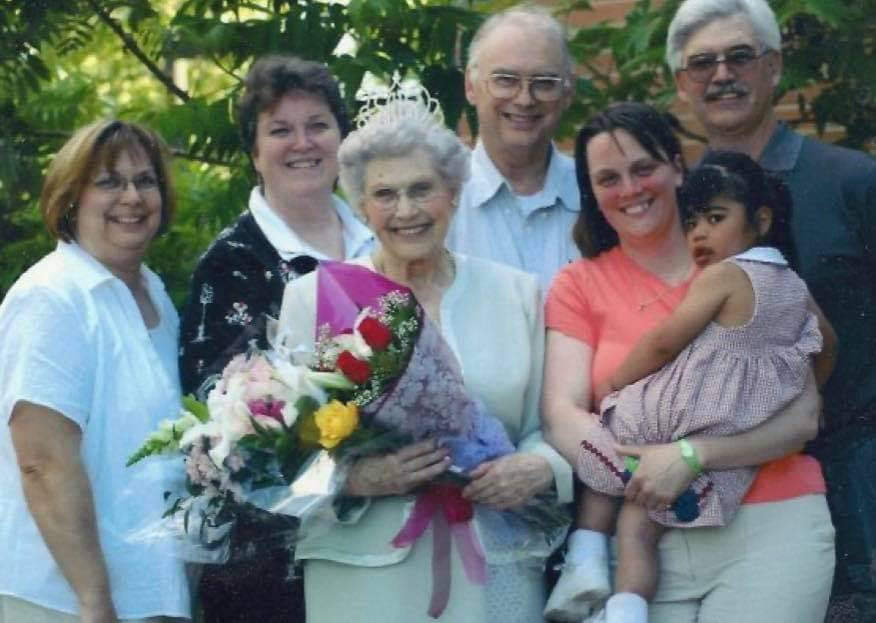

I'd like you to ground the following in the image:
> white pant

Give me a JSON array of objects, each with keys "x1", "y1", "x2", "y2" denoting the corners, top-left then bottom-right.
[
  {"x1": 0, "y1": 595, "x2": 186, "y2": 623},
  {"x1": 650, "y1": 494, "x2": 835, "y2": 622}
]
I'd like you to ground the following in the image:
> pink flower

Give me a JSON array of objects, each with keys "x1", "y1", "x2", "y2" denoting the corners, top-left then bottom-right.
[{"x1": 248, "y1": 398, "x2": 286, "y2": 426}]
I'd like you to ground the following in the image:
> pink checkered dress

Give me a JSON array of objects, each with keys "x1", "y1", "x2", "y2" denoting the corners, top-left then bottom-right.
[{"x1": 577, "y1": 257, "x2": 822, "y2": 528}]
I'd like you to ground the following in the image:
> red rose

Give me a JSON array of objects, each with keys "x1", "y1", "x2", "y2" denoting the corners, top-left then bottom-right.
[
  {"x1": 337, "y1": 350, "x2": 371, "y2": 384},
  {"x1": 358, "y1": 317, "x2": 392, "y2": 351}
]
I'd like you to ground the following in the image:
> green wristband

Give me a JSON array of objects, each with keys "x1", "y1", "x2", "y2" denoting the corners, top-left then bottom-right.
[{"x1": 678, "y1": 439, "x2": 704, "y2": 475}]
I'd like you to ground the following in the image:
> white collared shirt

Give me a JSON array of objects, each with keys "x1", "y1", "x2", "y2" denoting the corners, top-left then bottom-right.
[
  {"x1": 248, "y1": 187, "x2": 375, "y2": 260},
  {"x1": 734, "y1": 246, "x2": 788, "y2": 265},
  {"x1": 0, "y1": 242, "x2": 190, "y2": 618},
  {"x1": 446, "y1": 141, "x2": 581, "y2": 293}
]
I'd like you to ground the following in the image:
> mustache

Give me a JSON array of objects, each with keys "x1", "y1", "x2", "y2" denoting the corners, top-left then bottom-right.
[{"x1": 705, "y1": 83, "x2": 749, "y2": 101}]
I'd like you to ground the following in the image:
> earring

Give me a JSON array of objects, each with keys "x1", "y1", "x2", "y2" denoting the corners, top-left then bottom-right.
[{"x1": 63, "y1": 203, "x2": 77, "y2": 231}]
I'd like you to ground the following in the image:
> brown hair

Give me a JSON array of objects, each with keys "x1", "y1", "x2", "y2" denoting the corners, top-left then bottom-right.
[
  {"x1": 573, "y1": 102, "x2": 686, "y2": 257},
  {"x1": 40, "y1": 119, "x2": 175, "y2": 241},
  {"x1": 237, "y1": 54, "x2": 351, "y2": 158}
]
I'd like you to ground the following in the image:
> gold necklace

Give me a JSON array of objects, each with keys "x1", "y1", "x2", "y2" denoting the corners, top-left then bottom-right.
[
  {"x1": 635, "y1": 286, "x2": 679, "y2": 312},
  {"x1": 622, "y1": 255, "x2": 690, "y2": 313}
]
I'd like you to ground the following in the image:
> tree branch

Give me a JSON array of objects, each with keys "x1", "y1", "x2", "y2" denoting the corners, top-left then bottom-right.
[
  {"x1": 171, "y1": 148, "x2": 238, "y2": 168},
  {"x1": 85, "y1": 0, "x2": 190, "y2": 102},
  {"x1": 10, "y1": 128, "x2": 237, "y2": 167}
]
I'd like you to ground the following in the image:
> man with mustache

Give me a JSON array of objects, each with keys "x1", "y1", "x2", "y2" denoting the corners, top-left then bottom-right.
[
  {"x1": 447, "y1": 5, "x2": 580, "y2": 293},
  {"x1": 668, "y1": 0, "x2": 876, "y2": 620}
]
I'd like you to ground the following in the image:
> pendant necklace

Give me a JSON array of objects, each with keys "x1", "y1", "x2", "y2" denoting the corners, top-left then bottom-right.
[{"x1": 624, "y1": 257, "x2": 691, "y2": 313}]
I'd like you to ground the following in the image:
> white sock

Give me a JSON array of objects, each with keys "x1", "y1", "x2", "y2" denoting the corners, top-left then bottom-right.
[
  {"x1": 605, "y1": 592, "x2": 647, "y2": 623},
  {"x1": 566, "y1": 528, "x2": 608, "y2": 564}
]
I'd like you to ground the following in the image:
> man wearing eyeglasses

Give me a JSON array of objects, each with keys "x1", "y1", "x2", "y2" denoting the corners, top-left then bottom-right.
[
  {"x1": 669, "y1": 0, "x2": 876, "y2": 620},
  {"x1": 446, "y1": 5, "x2": 580, "y2": 292}
]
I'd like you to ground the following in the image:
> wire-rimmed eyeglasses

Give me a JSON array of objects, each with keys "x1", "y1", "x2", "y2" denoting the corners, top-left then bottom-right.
[
  {"x1": 92, "y1": 171, "x2": 161, "y2": 194},
  {"x1": 367, "y1": 179, "x2": 444, "y2": 211},
  {"x1": 485, "y1": 72, "x2": 569, "y2": 102}
]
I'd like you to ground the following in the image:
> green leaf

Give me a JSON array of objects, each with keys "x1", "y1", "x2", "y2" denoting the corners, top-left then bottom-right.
[{"x1": 182, "y1": 395, "x2": 210, "y2": 423}]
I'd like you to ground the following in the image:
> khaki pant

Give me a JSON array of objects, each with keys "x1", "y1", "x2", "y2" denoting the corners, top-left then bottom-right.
[
  {"x1": 651, "y1": 494, "x2": 835, "y2": 622},
  {"x1": 0, "y1": 595, "x2": 186, "y2": 623}
]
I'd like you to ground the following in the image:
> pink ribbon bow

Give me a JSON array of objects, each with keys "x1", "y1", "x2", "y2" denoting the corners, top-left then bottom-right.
[{"x1": 391, "y1": 484, "x2": 487, "y2": 618}]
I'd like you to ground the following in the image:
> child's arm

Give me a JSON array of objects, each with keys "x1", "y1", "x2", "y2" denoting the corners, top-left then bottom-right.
[
  {"x1": 606, "y1": 264, "x2": 735, "y2": 393},
  {"x1": 808, "y1": 295, "x2": 838, "y2": 388}
]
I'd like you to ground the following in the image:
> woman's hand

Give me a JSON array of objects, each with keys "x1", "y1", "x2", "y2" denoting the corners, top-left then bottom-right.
[
  {"x1": 615, "y1": 442, "x2": 696, "y2": 510},
  {"x1": 462, "y1": 453, "x2": 553, "y2": 511},
  {"x1": 343, "y1": 440, "x2": 450, "y2": 497}
]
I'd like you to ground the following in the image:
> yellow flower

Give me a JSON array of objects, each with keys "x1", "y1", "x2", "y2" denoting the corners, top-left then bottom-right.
[{"x1": 314, "y1": 400, "x2": 359, "y2": 449}]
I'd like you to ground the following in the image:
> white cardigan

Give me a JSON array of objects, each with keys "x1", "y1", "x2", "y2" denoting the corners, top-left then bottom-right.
[{"x1": 277, "y1": 252, "x2": 572, "y2": 566}]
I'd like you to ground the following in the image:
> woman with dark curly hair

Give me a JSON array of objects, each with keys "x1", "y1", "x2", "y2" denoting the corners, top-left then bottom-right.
[{"x1": 178, "y1": 54, "x2": 373, "y2": 623}]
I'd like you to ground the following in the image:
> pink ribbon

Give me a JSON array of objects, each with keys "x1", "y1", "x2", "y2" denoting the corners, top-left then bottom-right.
[{"x1": 391, "y1": 485, "x2": 487, "y2": 618}]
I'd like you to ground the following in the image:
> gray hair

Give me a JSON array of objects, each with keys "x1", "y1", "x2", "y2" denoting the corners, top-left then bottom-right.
[
  {"x1": 666, "y1": 0, "x2": 782, "y2": 72},
  {"x1": 338, "y1": 102, "x2": 471, "y2": 213},
  {"x1": 467, "y1": 4, "x2": 572, "y2": 79}
]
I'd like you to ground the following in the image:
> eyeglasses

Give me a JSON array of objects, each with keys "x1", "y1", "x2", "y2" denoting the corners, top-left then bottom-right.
[
  {"x1": 485, "y1": 72, "x2": 569, "y2": 102},
  {"x1": 92, "y1": 171, "x2": 161, "y2": 194},
  {"x1": 680, "y1": 46, "x2": 770, "y2": 83},
  {"x1": 367, "y1": 179, "x2": 443, "y2": 211}
]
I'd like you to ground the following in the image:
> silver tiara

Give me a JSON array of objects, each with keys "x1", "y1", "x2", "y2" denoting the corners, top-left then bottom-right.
[{"x1": 354, "y1": 71, "x2": 445, "y2": 129}]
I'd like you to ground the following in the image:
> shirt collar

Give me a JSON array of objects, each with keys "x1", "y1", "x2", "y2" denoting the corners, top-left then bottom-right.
[
  {"x1": 468, "y1": 141, "x2": 579, "y2": 213},
  {"x1": 55, "y1": 241, "x2": 115, "y2": 290},
  {"x1": 758, "y1": 122, "x2": 804, "y2": 173},
  {"x1": 248, "y1": 187, "x2": 374, "y2": 260},
  {"x1": 55, "y1": 240, "x2": 164, "y2": 293},
  {"x1": 735, "y1": 245, "x2": 788, "y2": 265}
]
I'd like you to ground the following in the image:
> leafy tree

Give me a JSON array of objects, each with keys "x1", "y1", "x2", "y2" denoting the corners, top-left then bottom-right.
[{"x1": 1, "y1": 0, "x2": 872, "y2": 304}]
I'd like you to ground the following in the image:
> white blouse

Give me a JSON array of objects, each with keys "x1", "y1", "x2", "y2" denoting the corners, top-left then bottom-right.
[{"x1": 0, "y1": 242, "x2": 190, "y2": 618}]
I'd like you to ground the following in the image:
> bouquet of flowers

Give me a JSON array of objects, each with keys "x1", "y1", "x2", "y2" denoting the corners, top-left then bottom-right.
[{"x1": 127, "y1": 266, "x2": 424, "y2": 555}]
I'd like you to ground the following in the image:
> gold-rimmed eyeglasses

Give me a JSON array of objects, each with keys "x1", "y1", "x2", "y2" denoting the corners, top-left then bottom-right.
[{"x1": 485, "y1": 72, "x2": 569, "y2": 102}]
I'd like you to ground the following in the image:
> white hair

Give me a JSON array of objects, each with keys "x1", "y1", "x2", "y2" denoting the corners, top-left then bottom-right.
[
  {"x1": 467, "y1": 4, "x2": 572, "y2": 79},
  {"x1": 666, "y1": 0, "x2": 782, "y2": 71},
  {"x1": 338, "y1": 102, "x2": 471, "y2": 213}
]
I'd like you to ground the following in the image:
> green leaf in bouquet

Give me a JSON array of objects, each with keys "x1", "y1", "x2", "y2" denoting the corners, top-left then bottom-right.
[
  {"x1": 248, "y1": 416, "x2": 271, "y2": 439},
  {"x1": 163, "y1": 495, "x2": 184, "y2": 519},
  {"x1": 182, "y1": 394, "x2": 209, "y2": 423},
  {"x1": 294, "y1": 395, "x2": 321, "y2": 418},
  {"x1": 274, "y1": 430, "x2": 301, "y2": 464},
  {"x1": 126, "y1": 437, "x2": 168, "y2": 467},
  {"x1": 295, "y1": 410, "x2": 322, "y2": 448}
]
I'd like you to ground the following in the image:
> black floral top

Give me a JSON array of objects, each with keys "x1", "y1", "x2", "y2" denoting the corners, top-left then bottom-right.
[{"x1": 179, "y1": 210, "x2": 319, "y2": 394}]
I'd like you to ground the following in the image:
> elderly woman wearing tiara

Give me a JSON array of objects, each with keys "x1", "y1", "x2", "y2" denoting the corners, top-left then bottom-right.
[{"x1": 274, "y1": 81, "x2": 572, "y2": 621}]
